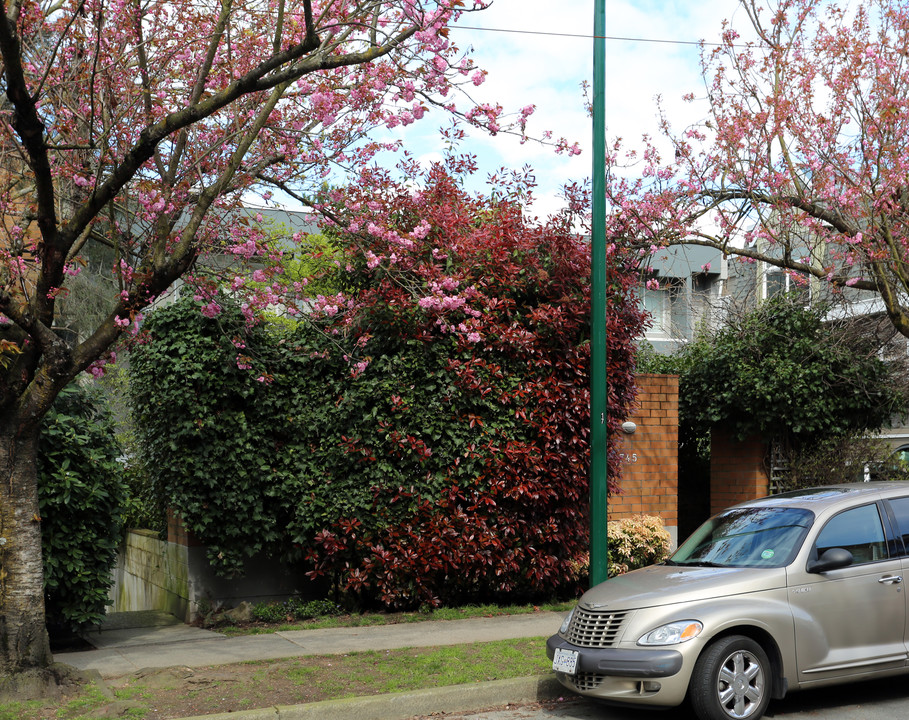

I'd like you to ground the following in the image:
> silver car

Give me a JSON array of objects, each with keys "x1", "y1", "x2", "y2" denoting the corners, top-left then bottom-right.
[{"x1": 548, "y1": 482, "x2": 909, "y2": 720}]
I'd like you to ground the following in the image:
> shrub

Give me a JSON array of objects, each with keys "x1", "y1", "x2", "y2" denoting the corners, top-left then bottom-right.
[
  {"x1": 607, "y1": 515, "x2": 672, "y2": 577},
  {"x1": 39, "y1": 385, "x2": 128, "y2": 633},
  {"x1": 772, "y1": 435, "x2": 909, "y2": 492},
  {"x1": 131, "y1": 156, "x2": 647, "y2": 608},
  {"x1": 251, "y1": 598, "x2": 341, "y2": 624},
  {"x1": 681, "y1": 296, "x2": 908, "y2": 444}
]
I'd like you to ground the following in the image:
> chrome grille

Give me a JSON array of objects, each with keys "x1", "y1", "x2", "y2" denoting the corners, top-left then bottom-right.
[
  {"x1": 568, "y1": 672, "x2": 604, "y2": 691},
  {"x1": 565, "y1": 608, "x2": 627, "y2": 648}
]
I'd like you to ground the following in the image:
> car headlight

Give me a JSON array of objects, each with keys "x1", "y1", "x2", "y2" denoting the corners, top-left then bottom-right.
[
  {"x1": 637, "y1": 620, "x2": 703, "y2": 646},
  {"x1": 559, "y1": 607, "x2": 575, "y2": 635}
]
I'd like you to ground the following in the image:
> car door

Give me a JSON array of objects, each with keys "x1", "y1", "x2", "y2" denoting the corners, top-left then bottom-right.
[
  {"x1": 787, "y1": 502, "x2": 907, "y2": 683},
  {"x1": 883, "y1": 495, "x2": 909, "y2": 647}
]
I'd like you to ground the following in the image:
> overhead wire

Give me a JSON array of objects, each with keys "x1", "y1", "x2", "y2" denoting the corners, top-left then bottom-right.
[{"x1": 455, "y1": 24, "x2": 714, "y2": 47}]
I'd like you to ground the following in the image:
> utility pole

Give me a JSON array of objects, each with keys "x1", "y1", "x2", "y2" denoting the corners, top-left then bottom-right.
[{"x1": 589, "y1": 0, "x2": 609, "y2": 587}]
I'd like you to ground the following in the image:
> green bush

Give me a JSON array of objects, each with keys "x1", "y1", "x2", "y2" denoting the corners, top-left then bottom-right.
[
  {"x1": 94, "y1": 363, "x2": 167, "y2": 534},
  {"x1": 39, "y1": 385, "x2": 128, "y2": 633},
  {"x1": 251, "y1": 598, "x2": 341, "y2": 623},
  {"x1": 681, "y1": 296, "x2": 908, "y2": 443},
  {"x1": 607, "y1": 515, "x2": 672, "y2": 577}
]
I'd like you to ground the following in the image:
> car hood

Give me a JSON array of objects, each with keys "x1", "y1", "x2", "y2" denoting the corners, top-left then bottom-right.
[{"x1": 578, "y1": 563, "x2": 788, "y2": 612}]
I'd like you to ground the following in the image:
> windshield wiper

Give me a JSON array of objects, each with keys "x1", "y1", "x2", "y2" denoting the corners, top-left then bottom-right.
[{"x1": 675, "y1": 560, "x2": 726, "y2": 568}]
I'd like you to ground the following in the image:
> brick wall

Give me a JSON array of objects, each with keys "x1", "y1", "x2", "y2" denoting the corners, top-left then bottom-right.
[
  {"x1": 710, "y1": 430, "x2": 768, "y2": 514},
  {"x1": 167, "y1": 508, "x2": 204, "y2": 547},
  {"x1": 610, "y1": 374, "x2": 679, "y2": 545}
]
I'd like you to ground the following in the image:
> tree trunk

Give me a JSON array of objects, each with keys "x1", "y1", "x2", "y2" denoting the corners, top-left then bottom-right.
[{"x1": 0, "y1": 418, "x2": 52, "y2": 675}]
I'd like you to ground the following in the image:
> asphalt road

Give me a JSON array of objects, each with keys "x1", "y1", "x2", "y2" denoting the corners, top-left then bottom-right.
[{"x1": 423, "y1": 674, "x2": 909, "y2": 720}]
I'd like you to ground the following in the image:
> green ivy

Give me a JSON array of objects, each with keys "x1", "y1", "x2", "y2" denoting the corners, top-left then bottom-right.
[{"x1": 129, "y1": 298, "x2": 526, "y2": 579}]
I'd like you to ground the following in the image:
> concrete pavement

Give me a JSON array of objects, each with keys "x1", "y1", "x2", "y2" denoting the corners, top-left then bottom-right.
[{"x1": 54, "y1": 610, "x2": 568, "y2": 720}]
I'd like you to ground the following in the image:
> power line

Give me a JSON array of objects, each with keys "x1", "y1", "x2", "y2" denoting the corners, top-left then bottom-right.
[{"x1": 455, "y1": 24, "x2": 712, "y2": 48}]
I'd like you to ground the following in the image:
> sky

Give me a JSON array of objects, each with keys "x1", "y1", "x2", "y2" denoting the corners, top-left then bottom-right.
[{"x1": 375, "y1": 0, "x2": 746, "y2": 219}]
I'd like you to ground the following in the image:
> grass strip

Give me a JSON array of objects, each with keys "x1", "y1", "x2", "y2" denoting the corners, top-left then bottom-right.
[{"x1": 2, "y1": 637, "x2": 553, "y2": 720}]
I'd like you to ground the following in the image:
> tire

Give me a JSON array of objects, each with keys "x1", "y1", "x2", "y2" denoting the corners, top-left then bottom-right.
[{"x1": 689, "y1": 635, "x2": 772, "y2": 720}]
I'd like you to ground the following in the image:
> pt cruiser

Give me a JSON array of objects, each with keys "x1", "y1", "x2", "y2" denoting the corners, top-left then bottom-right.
[{"x1": 548, "y1": 483, "x2": 909, "y2": 720}]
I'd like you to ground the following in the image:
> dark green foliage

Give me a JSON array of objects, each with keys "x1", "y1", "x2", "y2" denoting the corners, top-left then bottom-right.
[
  {"x1": 38, "y1": 386, "x2": 128, "y2": 632},
  {"x1": 668, "y1": 296, "x2": 909, "y2": 444},
  {"x1": 93, "y1": 364, "x2": 167, "y2": 535},
  {"x1": 130, "y1": 301, "x2": 296, "y2": 577},
  {"x1": 251, "y1": 598, "x2": 340, "y2": 623},
  {"x1": 779, "y1": 434, "x2": 909, "y2": 490}
]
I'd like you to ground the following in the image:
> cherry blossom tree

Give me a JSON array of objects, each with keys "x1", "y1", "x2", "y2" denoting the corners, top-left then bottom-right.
[
  {"x1": 606, "y1": 0, "x2": 909, "y2": 338},
  {"x1": 0, "y1": 0, "x2": 572, "y2": 686}
]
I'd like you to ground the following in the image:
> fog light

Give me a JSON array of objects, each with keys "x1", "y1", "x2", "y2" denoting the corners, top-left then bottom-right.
[{"x1": 638, "y1": 681, "x2": 661, "y2": 694}]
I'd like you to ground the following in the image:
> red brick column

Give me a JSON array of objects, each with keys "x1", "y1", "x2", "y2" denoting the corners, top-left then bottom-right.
[
  {"x1": 609, "y1": 374, "x2": 679, "y2": 537},
  {"x1": 709, "y1": 431, "x2": 768, "y2": 514},
  {"x1": 167, "y1": 508, "x2": 204, "y2": 547}
]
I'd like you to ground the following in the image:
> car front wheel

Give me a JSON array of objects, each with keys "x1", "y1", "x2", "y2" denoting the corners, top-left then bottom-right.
[{"x1": 689, "y1": 635, "x2": 771, "y2": 720}]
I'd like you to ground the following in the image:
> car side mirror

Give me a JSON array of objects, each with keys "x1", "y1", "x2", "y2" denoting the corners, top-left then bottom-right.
[{"x1": 806, "y1": 547, "x2": 854, "y2": 573}]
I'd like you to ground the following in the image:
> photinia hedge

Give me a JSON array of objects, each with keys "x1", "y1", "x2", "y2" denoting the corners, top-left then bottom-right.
[{"x1": 131, "y1": 153, "x2": 646, "y2": 608}]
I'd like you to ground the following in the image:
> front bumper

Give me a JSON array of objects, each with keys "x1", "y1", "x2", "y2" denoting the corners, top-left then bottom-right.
[
  {"x1": 546, "y1": 633, "x2": 690, "y2": 707},
  {"x1": 546, "y1": 634, "x2": 683, "y2": 678}
]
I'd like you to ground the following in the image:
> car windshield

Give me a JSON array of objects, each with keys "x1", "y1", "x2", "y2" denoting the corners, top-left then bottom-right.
[{"x1": 669, "y1": 506, "x2": 814, "y2": 568}]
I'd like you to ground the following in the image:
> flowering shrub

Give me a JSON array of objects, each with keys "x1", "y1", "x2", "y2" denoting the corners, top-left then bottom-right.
[
  {"x1": 607, "y1": 515, "x2": 672, "y2": 578},
  {"x1": 132, "y1": 155, "x2": 646, "y2": 608}
]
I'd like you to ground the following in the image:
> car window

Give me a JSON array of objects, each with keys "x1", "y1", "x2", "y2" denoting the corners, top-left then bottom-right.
[
  {"x1": 886, "y1": 496, "x2": 909, "y2": 555},
  {"x1": 814, "y1": 503, "x2": 887, "y2": 565},
  {"x1": 670, "y1": 507, "x2": 813, "y2": 568}
]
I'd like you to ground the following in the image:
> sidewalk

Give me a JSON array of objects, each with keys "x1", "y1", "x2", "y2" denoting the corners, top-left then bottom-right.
[{"x1": 54, "y1": 610, "x2": 568, "y2": 720}]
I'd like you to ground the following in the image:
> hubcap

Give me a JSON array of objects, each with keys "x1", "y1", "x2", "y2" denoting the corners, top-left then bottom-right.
[{"x1": 716, "y1": 649, "x2": 764, "y2": 719}]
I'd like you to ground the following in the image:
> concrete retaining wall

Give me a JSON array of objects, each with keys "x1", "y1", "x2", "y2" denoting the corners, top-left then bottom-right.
[
  {"x1": 110, "y1": 529, "x2": 192, "y2": 621},
  {"x1": 109, "y1": 527, "x2": 317, "y2": 621}
]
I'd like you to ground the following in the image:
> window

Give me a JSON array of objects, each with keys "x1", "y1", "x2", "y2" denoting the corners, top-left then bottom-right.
[
  {"x1": 886, "y1": 496, "x2": 909, "y2": 555},
  {"x1": 670, "y1": 507, "x2": 813, "y2": 568},
  {"x1": 642, "y1": 279, "x2": 686, "y2": 339},
  {"x1": 814, "y1": 504, "x2": 887, "y2": 565},
  {"x1": 763, "y1": 267, "x2": 809, "y2": 303}
]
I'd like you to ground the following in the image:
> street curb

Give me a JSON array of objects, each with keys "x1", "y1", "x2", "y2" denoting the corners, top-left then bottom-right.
[{"x1": 176, "y1": 675, "x2": 564, "y2": 720}]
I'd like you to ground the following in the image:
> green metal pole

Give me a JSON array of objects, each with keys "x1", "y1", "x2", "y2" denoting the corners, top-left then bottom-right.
[{"x1": 589, "y1": 0, "x2": 609, "y2": 587}]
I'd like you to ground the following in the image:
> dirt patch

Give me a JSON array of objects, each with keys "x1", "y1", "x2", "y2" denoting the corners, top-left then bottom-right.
[{"x1": 107, "y1": 662, "x2": 343, "y2": 718}]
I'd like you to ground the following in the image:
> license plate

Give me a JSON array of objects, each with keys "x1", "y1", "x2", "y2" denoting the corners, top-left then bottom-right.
[{"x1": 552, "y1": 647, "x2": 579, "y2": 675}]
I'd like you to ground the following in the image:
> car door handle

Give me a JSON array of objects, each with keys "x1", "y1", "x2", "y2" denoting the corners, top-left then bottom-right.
[{"x1": 879, "y1": 575, "x2": 903, "y2": 585}]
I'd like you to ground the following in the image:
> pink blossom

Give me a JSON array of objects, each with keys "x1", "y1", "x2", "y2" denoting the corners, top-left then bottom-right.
[
  {"x1": 351, "y1": 359, "x2": 370, "y2": 378},
  {"x1": 201, "y1": 301, "x2": 222, "y2": 318}
]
